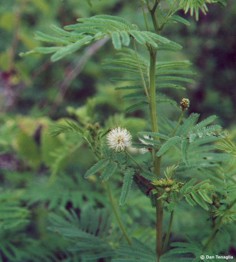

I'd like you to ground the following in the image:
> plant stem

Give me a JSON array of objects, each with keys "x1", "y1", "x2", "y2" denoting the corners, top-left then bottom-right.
[
  {"x1": 148, "y1": 0, "x2": 160, "y2": 32},
  {"x1": 145, "y1": 2, "x2": 164, "y2": 260},
  {"x1": 105, "y1": 182, "x2": 132, "y2": 245},
  {"x1": 171, "y1": 110, "x2": 185, "y2": 136},
  {"x1": 163, "y1": 210, "x2": 174, "y2": 251},
  {"x1": 149, "y1": 47, "x2": 163, "y2": 262},
  {"x1": 156, "y1": 199, "x2": 163, "y2": 262}
]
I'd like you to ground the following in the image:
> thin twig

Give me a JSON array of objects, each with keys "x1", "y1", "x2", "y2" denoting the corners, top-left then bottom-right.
[
  {"x1": 133, "y1": 41, "x2": 150, "y2": 100},
  {"x1": 105, "y1": 182, "x2": 132, "y2": 245}
]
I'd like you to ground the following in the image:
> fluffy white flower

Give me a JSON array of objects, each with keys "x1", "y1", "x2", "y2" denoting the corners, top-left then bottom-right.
[{"x1": 107, "y1": 127, "x2": 132, "y2": 152}]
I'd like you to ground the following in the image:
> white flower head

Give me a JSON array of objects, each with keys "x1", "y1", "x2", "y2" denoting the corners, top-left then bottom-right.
[{"x1": 107, "y1": 127, "x2": 132, "y2": 152}]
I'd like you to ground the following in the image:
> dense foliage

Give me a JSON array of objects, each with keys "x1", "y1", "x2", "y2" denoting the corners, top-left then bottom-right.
[{"x1": 0, "y1": 1, "x2": 236, "y2": 262}]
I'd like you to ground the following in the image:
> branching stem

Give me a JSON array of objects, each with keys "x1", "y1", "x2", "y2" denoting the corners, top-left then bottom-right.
[{"x1": 148, "y1": 0, "x2": 160, "y2": 32}]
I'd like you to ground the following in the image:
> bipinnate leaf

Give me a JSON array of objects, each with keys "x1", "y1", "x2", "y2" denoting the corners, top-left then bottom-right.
[
  {"x1": 100, "y1": 161, "x2": 118, "y2": 181},
  {"x1": 181, "y1": 138, "x2": 189, "y2": 164},
  {"x1": 119, "y1": 169, "x2": 135, "y2": 205},
  {"x1": 27, "y1": 15, "x2": 182, "y2": 61},
  {"x1": 191, "y1": 192, "x2": 209, "y2": 210},
  {"x1": 157, "y1": 136, "x2": 181, "y2": 157},
  {"x1": 84, "y1": 159, "x2": 109, "y2": 178},
  {"x1": 171, "y1": 15, "x2": 191, "y2": 26},
  {"x1": 193, "y1": 115, "x2": 218, "y2": 130},
  {"x1": 51, "y1": 36, "x2": 93, "y2": 61},
  {"x1": 176, "y1": 113, "x2": 200, "y2": 136}
]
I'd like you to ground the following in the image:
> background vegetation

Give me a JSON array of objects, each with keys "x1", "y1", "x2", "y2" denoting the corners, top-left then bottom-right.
[{"x1": 0, "y1": 0, "x2": 236, "y2": 261}]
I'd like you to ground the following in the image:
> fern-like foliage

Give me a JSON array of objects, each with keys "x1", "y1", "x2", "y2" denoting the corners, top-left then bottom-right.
[
  {"x1": 178, "y1": 0, "x2": 227, "y2": 20},
  {"x1": 217, "y1": 137, "x2": 236, "y2": 157},
  {"x1": 0, "y1": 191, "x2": 57, "y2": 262},
  {"x1": 105, "y1": 49, "x2": 194, "y2": 112},
  {"x1": 179, "y1": 178, "x2": 214, "y2": 210},
  {"x1": 0, "y1": 191, "x2": 29, "y2": 230},
  {"x1": 113, "y1": 238, "x2": 156, "y2": 262},
  {"x1": 23, "y1": 174, "x2": 103, "y2": 210},
  {"x1": 137, "y1": 113, "x2": 229, "y2": 212},
  {"x1": 48, "y1": 206, "x2": 114, "y2": 261},
  {"x1": 143, "y1": 113, "x2": 226, "y2": 169},
  {"x1": 23, "y1": 15, "x2": 181, "y2": 62},
  {"x1": 162, "y1": 241, "x2": 202, "y2": 262}
]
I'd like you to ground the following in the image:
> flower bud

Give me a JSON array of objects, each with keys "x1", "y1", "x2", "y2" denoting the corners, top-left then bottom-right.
[{"x1": 180, "y1": 98, "x2": 190, "y2": 111}]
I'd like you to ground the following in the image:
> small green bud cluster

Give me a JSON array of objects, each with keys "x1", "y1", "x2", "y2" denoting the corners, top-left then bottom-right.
[{"x1": 151, "y1": 179, "x2": 184, "y2": 200}]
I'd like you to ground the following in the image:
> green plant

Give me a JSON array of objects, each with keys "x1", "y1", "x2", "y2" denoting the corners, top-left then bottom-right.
[{"x1": 12, "y1": 0, "x2": 236, "y2": 261}]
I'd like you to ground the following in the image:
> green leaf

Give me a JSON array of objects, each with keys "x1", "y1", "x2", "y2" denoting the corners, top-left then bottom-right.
[
  {"x1": 120, "y1": 31, "x2": 130, "y2": 46},
  {"x1": 176, "y1": 113, "x2": 200, "y2": 136},
  {"x1": 34, "y1": 46, "x2": 61, "y2": 54},
  {"x1": 193, "y1": 115, "x2": 218, "y2": 131},
  {"x1": 34, "y1": 31, "x2": 70, "y2": 44},
  {"x1": 171, "y1": 15, "x2": 190, "y2": 26},
  {"x1": 100, "y1": 161, "x2": 118, "y2": 181},
  {"x1": 157, "y1": 136, "x2": 181, "y2": 157},
  {"x1": 180, "y1": 178, "x2": 198, "y2": 194},
  {"x1": 84, "y1": 159, "x2": 109, "y2": 178},
  {"x1": 119, "y1": 169, "x2": 135, "y2": 205},
  {"x1": 191, "y1": 192, "x2": 209, "y2": 210},
  {"x1": 146, "y1": 31, "x2": 170, "y2": 44},
  {"x1": 111, "y1": 31, "x2": 122, "y2": 50},
  {"x1": 198, "y1": 190, "x2": 212, "y2": 204},
  {"x1": 185, "y1": 195, "x2": 196, "y2": 206},
  {"x1": 130, "y1": 30, "x2": 146, "y2": 45},
  {"x1": 49, "y1": 119, "x2": 83, "y2": 137},
  {"x1": 51, "y1": 36, "x2": 93, "y2": 62},
  {"x1": 114, "y1": 239, "x2": 155, "y2": 262},
  {"x1": 181, "y1": 138, "x2": 189, "y2": 164},
  {"x1": 48, "y1": 207, "x2": 113, "y2": 259}
]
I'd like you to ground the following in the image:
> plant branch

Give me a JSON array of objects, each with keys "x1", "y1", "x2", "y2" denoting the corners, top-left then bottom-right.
[
  {"x1": 203, "y1": 198, "x2": 236, "y2": 251},
  {"x1": 105, "y1": 182, "x2": 132, "y2": 245},
  {"x1": 148, "y1": 0, "x2": 160, "y2": 32},
  {"x1": 170, "y1": 110, "x2": 185, "y2": 136}
]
